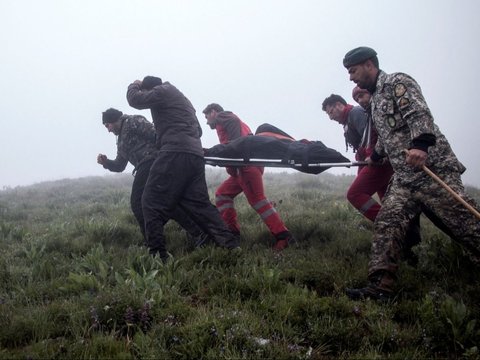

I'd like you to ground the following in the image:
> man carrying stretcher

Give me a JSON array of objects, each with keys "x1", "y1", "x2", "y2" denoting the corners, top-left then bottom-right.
[{"x1": 203, "y1": 103, "x2": 295, "y2": 251}]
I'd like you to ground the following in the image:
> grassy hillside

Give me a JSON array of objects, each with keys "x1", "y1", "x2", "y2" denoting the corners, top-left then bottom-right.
[{"x1": 0, "y1": 170, "x2": 479, "y2": 359}]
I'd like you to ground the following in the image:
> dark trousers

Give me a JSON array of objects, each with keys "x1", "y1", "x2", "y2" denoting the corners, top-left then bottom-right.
[
  {"x1": 130, "y1": 160, "x2": 151, "y2": 240},
  {"x1": 142, "y1": 152, "x2": 238, "y2": 259},
  {"x1": 131, "y1": 158, "x2": 206, "y2": 242}
]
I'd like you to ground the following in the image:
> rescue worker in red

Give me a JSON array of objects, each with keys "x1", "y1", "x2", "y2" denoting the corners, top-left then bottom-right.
[
  {"x1": 322, "y1": 93, "x2": 393, "y2": 221},
  {"x1": 322, "y1": 93, "x2": 424, "y2": 262},
  {"x1": 202, "y1": 103, "x2": 295, "y2": 251},
  {"x1": 350, "y1": 87, "x2": 400, "y2": 219}
]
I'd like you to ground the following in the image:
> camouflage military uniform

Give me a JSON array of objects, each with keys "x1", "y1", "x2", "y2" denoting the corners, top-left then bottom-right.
[
  {"x1": 102, "y1": 115, "x2": 205, "y2": 243},
  {"x1": 368, "y1": 70, "x2": 480, "y2": 287},
  {"x1": 101, "y1": 115, "x2": 157, "y2": 172}
]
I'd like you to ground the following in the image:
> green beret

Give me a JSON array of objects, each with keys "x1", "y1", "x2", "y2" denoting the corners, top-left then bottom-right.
[{"x1": 343, "y1": 47, "x2": 377, "y2": 68}]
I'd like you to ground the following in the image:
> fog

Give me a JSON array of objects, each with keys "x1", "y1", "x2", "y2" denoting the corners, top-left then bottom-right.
[{"x1": 1, "y1": 0, "x2": 479, "y2": 189}]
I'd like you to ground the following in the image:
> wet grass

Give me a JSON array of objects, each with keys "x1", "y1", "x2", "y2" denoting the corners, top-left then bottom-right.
[{"x1": 0, "y1": 171, "x2": 479, "y2": 359}]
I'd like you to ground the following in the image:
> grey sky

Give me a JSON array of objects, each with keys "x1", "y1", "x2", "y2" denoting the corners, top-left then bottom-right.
[{"x1": 1, "y1": 0, "x2": 479, "y2": 189}]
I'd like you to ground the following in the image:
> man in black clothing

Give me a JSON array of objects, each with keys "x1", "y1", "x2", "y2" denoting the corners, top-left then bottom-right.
[
  {"x1": 98, "y1": 108, "x2": 209, "y2": 247},
  {"x1": 126, "y1": 76, "x2": 239, "y2": 261}
]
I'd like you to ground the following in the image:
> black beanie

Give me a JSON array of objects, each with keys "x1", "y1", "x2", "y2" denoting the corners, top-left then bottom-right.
[
  {"x1": 141, "y1": 76, "x2": 163, "y2": 90},
  {"x1": 102, "y1": 108, "x2": 123, "y2": 124}
]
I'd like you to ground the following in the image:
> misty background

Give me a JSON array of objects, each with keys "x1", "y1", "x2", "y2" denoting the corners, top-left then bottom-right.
[{"x1": 1, "y1": 0, "x2": 479, "y2": 189}]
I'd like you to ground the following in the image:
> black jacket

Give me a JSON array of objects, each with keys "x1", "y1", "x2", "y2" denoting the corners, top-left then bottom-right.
[{"x1": 127, "y1": 81, "x2": 203, "y2": 157}]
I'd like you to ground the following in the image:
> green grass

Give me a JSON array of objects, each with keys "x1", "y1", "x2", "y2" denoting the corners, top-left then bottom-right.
[{"x1": 0, "y1": 170, "x2": 479, "y2": 359}]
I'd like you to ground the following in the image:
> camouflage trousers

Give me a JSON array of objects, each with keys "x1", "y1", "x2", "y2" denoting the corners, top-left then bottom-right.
[{"x1": 369, "y1": 170, "x2": 480, "y2": 278}]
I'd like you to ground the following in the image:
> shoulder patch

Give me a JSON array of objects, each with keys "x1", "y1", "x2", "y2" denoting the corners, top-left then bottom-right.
[
  {"x1": 394, "y1": 83, "x2": 407, "y2": 97},
  {"x1": 398, "y1": 97, "x2": 410, "y2": 108},
  {"x1": 387, "y1": 117, "x2": 396, "y2": 128}
]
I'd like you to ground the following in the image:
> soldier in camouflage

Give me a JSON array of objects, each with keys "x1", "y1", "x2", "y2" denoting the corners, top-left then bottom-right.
[
  {"x1": 342, "y1": 47, "x2": 480, "y2": 301},
  {"x1": 98, "y1": 108, "x2": 209, "y2": 247}
]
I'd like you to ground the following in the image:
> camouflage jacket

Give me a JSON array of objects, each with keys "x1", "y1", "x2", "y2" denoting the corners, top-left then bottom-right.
[
  {"x1": 371, "y1": 70, "x2": 465, "y2": 184},
  {"x1": 103, "y1": 115, "x2": 157, "y2": 172}
]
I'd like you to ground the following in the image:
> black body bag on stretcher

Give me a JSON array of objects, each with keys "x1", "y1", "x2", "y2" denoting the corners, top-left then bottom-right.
[{"x1": 204, "y1": 123, "x2": 350, "y2": 175}]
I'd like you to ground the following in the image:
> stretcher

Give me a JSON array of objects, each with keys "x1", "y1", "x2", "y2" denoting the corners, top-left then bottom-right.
[
  {"x1": 204, "y1": 156, "x2": 366, "y2": 173},
  {"x1": 203, "y1": 130, "x2": 366, "y2": 174}
]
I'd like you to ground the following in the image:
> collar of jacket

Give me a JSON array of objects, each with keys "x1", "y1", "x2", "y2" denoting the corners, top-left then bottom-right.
[
  {"x1": 340, "y1": 104, "x2": 354, "y2": 125},
  {"x1": 371, "y1": 70, "x2": 386, "y2": 94},
  {"x1": 115, "y1": 115, "x2": 129, "y2": 141}
]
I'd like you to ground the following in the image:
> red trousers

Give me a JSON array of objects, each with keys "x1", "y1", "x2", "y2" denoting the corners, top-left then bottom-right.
[
  {"x1": 215, "y1": 166, "x2": 289, "y2": 237},
  {"x1": 346, "y1": 163, "x2": 394, "y2": 222}
]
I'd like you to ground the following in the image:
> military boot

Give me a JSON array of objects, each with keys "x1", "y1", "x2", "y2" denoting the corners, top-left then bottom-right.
[{"x1": 346, "y1": 271, "x2": 395, "y2": 301}]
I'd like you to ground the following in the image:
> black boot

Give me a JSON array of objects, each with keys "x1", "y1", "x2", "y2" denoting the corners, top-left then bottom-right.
[{"x1": 346, "y1": 271, "x2": 395, "y2": 301}]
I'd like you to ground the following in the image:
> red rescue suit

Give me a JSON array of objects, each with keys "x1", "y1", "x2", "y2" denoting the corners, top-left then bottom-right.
[
  {"x1": 348, "y1": 144, "x2": 393, "y2": 222},
  {"x1": 342, "y1": 106, "x2": 393, "y2": 222},
  {"x1": 213, "y1": 111, "x2": 290, "y2": 240}
]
